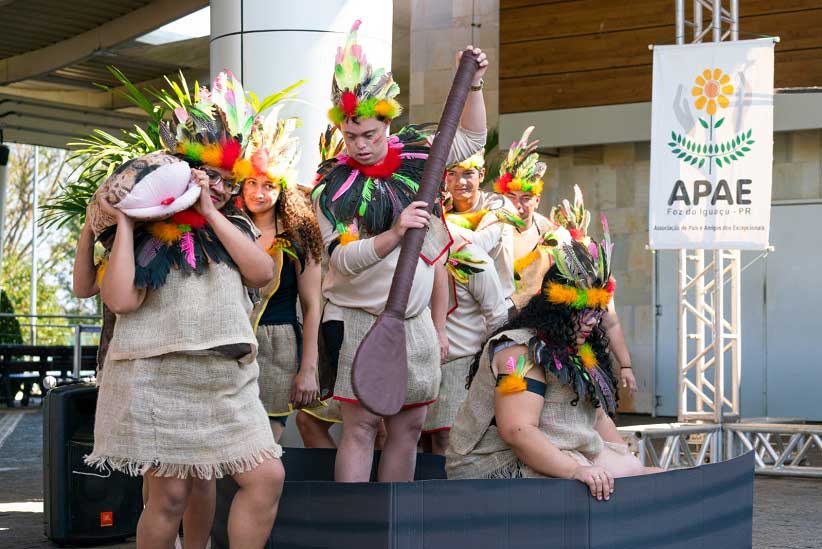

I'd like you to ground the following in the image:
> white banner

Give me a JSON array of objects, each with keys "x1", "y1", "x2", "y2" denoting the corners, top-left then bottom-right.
[{"x1": 649, "y1": 39, "x2": 774, "y2": 250}]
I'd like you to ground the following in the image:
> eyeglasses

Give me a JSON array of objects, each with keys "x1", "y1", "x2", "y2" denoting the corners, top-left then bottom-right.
[
  {"x1": 579, "y1": 308, "x2": 606, "y2": 324},
  {"x1": 203, "y1": 169, "x2": 240, "y2": 195}
]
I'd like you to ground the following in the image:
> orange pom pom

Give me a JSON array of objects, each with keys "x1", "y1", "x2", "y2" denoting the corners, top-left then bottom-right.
[
  {"x1": 200, "y1": 144, "x2": 223, "y2": 168},
  {"x1": 545, "y1": 282, "x2": 578, "y2": 306},
  {"x1": 232, "y1": 158, "x2": 254, "y2": 182},
  {"x1": 587, "y1": 288, "x2": 612, "y2": 309},
  {"x1": 497, "y1": 375, "x2": 528, "y2": 395},
  {"x1": 339, "y1": 232, "x2": 359, "y2": 246},
  {"x1": 148, "y1": 221, "x2": 183, "y2": 245}
]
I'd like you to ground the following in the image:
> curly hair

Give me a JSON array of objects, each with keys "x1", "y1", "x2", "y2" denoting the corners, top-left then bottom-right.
[
  {"x1": 276, "y1": 188, "x2": 323, "y2": 264},
  {"x1": 466, "y1": 265, "x2": 619, "y2": 411},
  {"x1": 241, "y1": 186, "x2": 324, "y2": 265}
]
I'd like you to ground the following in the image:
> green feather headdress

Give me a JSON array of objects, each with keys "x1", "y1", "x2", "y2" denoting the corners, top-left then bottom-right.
[
  {"x1": 493, "y1": 126, "x2": 547, "y2": 195},
  {"x1": 328, "y1": 20, "x2": 402, "y2": 124}
]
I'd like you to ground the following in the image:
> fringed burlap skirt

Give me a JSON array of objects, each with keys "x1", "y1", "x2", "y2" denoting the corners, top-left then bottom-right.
[
  {"x1": 256, "y1": 323, "x2": 300, "y2": 416},
  {"x1": 85, "y1": 352, "x2": 281, "y2": 479},
  {"x1": 333, "y1": 307, "x2": 441, "y2": 409},
  {"x1": 423, "y1": 355, "x2": 473, "y2": 433}
]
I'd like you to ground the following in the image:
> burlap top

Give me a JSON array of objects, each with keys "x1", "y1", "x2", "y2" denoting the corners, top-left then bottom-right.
[{"x1": 446, "y1": 328, "x2": 603, "y2": 479}]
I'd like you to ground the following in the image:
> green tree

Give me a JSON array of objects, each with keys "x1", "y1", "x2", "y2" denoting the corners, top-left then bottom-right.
[
  {"x1": 0, "y1": 289, "x2": 23, "y2": 344},
  {"x1": 1, "y1": 144, "x2": 98, "y2": 345}
]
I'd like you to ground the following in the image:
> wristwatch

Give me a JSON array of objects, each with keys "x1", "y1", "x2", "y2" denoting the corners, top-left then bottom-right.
[{"x1": 470, "y1": 79, "x2": 484, "y2": 92}]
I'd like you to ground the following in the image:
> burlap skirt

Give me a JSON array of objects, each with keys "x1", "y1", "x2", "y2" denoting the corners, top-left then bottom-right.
[
  {"x1": 256, "y1": 323, "x2": 300, "y2": 416},
  {"x1": 423, "y1": 355, "x2": 473, "y2": 433},
  {"x1": 333, "y1": 307, "x2": 441, "y2": 409},
  {"x1": 85, "y1": 352, "x2": 281, "y2": 479}
]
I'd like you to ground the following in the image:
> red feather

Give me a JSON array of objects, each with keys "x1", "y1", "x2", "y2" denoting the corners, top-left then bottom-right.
[
  {"x1": 171, "y1": 209, "x2": 208, "y2": 229},
  {"x1": 606, "y1": 278, "x2": 617, "y2": 294},
  {"x1": 345, "y1": 142, "x2": 402, "y2": 178},
  {"x1": 341, "y1": 91, "x2": 358, "y2": 118},
  {"x1": 496, "y1": 172, "x2": 513, "y2": 193},
  {"x1": 220, "y1": 139, "x2": 242, "y2": 171}
]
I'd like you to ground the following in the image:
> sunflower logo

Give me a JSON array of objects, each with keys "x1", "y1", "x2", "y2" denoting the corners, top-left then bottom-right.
[
  {"x1": 692, "y1": 69, "x2": 734, "y2": 115},
  {"x1": 667, "y1": 67, "x2": 753, "y2": 174}
]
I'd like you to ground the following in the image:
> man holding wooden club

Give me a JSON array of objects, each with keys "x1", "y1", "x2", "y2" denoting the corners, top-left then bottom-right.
[{"x1": 312, "y1": 20, "x2": 489, "y2": 482}]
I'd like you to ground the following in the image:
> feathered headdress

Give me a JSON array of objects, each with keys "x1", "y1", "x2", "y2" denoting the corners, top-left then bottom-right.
[
  {"x1": 550, "y1": 184, "x2": 590, "y2": 242},
  {"x1": 234, "y1": 106, "x2": 300, "y2": 189},
  {"x1": 544, "y1": 215, "x2": 615, "y2": 310},
  {"x1": 328, "y1": 20, "x2": 402, "y2": 124},
  {"x1": 493, "y1": 126, "x2": 546, "y2": 195},
  {"x1": 159, "y1": 70, "x2": 253, "y2": 175},
  {"x1": 447, "y1": 150, "x2": 485, "y2": 171}
]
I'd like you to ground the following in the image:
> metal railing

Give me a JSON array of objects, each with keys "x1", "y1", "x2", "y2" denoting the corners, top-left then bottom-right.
[{"x1": 0, "y1": 312, "x2": 101, "y2": 377}]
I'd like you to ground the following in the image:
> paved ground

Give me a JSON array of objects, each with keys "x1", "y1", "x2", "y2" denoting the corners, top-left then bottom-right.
[{"x1": 1, "y1": 408, "x2": 820, "y2": 548}]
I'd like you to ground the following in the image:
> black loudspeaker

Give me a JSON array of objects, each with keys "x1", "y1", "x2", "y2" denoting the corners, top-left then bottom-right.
[{"x1": 43, "y1": 383, "x2": 143, "y2": 545}]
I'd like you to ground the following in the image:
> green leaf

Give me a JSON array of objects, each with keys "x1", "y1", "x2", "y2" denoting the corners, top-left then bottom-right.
[
  {"x1": 721, "y1": 143, "x2": 726, "y2": 152},
  {"x1": 668, "y1": 142, "x2": 676, "y2": 147},
  {"x1": 672, "y1": 148, "x2": 681, "y2": 154},
  {"x1": 730, "y1": 154, "x2": 737, "y2": 160},
  {"x1": 678, "y1": 152, "x2": 686, "y2": 159},
  {"x1": 716, "y1": 158, "x2": 723, "y2": 167},
  {"x1": 671, "y1": 131, "x2": 677, "y2": 141},
  {"x1": 699, "y1": 118, "x2": 709, "y2": 129},
  {"x1": 685, "y1": 155, "x2": 693, "y2": 162},
  {"x1": 699, "y1": 158, "x2": 706, "y2": 169},
  {"x1": 747, "y1": 129, "x2": 753, "y2": 139},
  {"x1": 714, "y1": 117, "x2": 725, "y2": 128}
]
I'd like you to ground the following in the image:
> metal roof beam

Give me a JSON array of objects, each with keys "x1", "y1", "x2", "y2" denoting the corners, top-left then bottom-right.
[{"x1": 0, "y1": 0, "x2": 207, "y2": 85}]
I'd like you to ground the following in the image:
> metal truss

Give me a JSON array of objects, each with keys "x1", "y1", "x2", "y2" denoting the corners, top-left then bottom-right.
[
  {"x1": 674, "y1": 0, "x2": 742, "y2": 423},
  {"x1": 677, "y1": 250, "x2": 741, "y2": 422},
  {"x1": 618, "y1": 423, "x2": 722, "y2": 469},
  {"x1": 620, "y1": 422, "x2": 822, "y2": 477},
  {"x1": 725, "y1": 423, "x2": 822, "y2": 477}
]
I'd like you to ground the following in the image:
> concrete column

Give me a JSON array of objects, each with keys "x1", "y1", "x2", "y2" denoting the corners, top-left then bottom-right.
[{"x1": 210, "y1": 0, "x2": 393, "y2": 186}]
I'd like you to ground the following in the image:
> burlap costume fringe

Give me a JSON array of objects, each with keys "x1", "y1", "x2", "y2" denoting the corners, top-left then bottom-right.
[
  {"x1": 86, "y1": 349, "x2": 279, "y2": 479},
  {"x1": 85, "y1": 446, "x2": 282, "y2": 480}
]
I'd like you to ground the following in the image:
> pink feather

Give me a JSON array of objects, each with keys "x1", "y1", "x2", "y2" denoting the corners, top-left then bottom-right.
[
  {"x1": 180, "y1": 232, "x2": 196, "y2": 269},
  {"x1": 553, "y1": 351, "x2": 563, "y2": 371},
  {"x1": 400, "y1": 152, "x2": 429, "y2": 160},
  {"x1": 505, "y1": 356, "x2": 516, "y2": 374},
  {"x1": 332, "y1": 169, "x2": 360, "y2": 202}
]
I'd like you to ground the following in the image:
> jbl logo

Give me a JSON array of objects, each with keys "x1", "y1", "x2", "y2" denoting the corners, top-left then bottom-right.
[{"x1": 100, "y1": 512, "x2": 113, "y2": 527}]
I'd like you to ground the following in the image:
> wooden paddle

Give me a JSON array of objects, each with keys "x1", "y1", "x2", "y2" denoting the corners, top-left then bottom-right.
[{"x1": 351, "y1": 49, "x2": 480, "y2": 416}]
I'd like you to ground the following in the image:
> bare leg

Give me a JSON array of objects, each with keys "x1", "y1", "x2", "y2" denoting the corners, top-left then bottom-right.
[
  {"x1": 375, "y1": 419, "x2": 388, "y2": 451},
  {"x1": 296, "y1": 411, "x2": 336, "y2": 449},
  {"x1": 270, "y1": 419, "x2": 285, "y2": 443},
  {"x1": 137, "y1": 474, "x2": 191, "y2": 549},
  {"x1": 429, "y1": 430, "x2": 450, "y2": 456},
  {"x1": 227, "y1": 458, "x2": 285, "y2": 549},
  {"x1": 378, "y1": 406, "x2": 427, "y2": 482},
  {"x1": 593, "y1": 446, "x2": 663, "y2": 478},
  {"x1": 335, "y1": 402, "x2": 380, "y2": 482},
  {"x1": 181, "y1": 478, "x2": 215, "y2": 549}
]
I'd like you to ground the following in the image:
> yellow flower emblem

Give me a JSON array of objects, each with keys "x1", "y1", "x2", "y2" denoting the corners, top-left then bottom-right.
[{"x1": 692, "y1": 68, "x2": 734, "y2": 116}]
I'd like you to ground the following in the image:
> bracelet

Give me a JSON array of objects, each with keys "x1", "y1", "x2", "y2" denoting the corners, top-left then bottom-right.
[{"x1": 470, "y1": 79, "x2": 484, "y2": 92}]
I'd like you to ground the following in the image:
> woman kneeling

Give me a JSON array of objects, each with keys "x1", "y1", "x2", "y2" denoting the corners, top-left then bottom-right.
[{"x1": 446, "y1": 236, "x2": 658, "y2": 500}]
